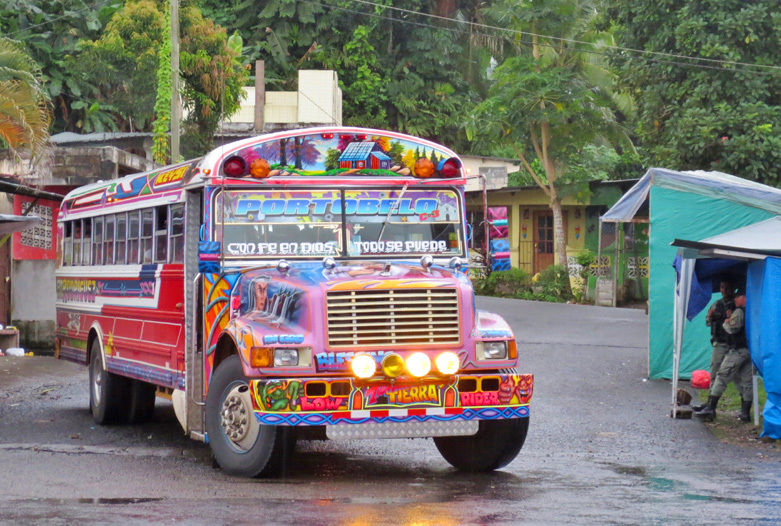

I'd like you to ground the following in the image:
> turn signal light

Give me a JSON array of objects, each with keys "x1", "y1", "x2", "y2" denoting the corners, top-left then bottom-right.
[{"x1": 250, "y1": 347, "x2": 273, "y2": 368}]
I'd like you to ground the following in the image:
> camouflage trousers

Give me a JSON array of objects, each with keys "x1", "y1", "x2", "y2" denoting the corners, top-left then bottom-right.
[
  {"x1": 710, "y1": 342, "x2": 729, "y2": 381},
  {"x1": 710, "y1": 347, "x2": 753, "y2": 401}
]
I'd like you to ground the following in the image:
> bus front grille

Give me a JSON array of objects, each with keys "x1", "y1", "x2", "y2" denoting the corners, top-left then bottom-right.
[{"x1": 326, "y1": 288, "x2": 461, "y2": 348}]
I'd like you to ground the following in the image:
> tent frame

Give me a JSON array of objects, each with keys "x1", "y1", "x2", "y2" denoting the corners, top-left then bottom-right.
[{"x1": 670, "y1": 246, "x2": 764, "y2": 424}]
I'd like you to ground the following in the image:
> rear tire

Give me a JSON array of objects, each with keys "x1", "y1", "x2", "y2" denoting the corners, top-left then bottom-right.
[
  {"x1": 89, "y1": 340, "x2": 131, "y2": 425},
  {"x1": 434, "y1": 417, "x2": 529, "y2": 472},
  {"x1": 206, "y1": 355, "x2": 295, "y2": 477},
  {"x1": 128, "y1": 380, "x2": 157, "y2": 424}
]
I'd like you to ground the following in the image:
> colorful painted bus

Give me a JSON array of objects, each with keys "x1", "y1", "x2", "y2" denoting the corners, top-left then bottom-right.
[{"x1": 55, "y1": 127, "x2": 533, "y2": 477}]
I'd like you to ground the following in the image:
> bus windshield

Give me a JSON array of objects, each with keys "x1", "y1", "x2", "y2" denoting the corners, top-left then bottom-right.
[{"x1": 216, "y1": 188, "x2": 464, "y2": 259}]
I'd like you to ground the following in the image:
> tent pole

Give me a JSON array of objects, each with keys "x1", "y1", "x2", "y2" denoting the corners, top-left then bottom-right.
[
  {"x1": 671, "y1": 255, "x2": 693, "y2": 419},
  {"x1": 597, "y1": 218, "x2": 603, "y2": 300},
  {"x1": 612, "y1": 225, "x2": 619, "y2": 307}
]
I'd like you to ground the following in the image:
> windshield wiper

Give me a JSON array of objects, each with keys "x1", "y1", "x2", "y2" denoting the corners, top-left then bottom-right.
[{"x1": 376, "y1": 183, "x2": 409, "y2": 243}]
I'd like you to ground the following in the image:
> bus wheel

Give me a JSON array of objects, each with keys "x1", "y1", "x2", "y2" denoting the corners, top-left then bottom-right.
[
  {"x1": 434, "y1": 417, "x2": 529, "y2": 472},
  {"x1": 205, "y1": 355, "x2": 293, "y2": 477},
  {"x1": 128, "y1": 380, "x2": 156, "y2": 424},
  {"x1": 89, "y1": 340, "x2": 131, "y2": 425}
]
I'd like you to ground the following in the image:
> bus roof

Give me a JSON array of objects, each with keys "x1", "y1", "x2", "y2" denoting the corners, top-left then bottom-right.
[{"x1": 60, "y1": 127, "x2": 466, "y2": 215}]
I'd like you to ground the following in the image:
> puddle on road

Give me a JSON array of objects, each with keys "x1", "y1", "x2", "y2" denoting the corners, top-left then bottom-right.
[{"x1": 23, "y1": 498, "x2": 166, "y2": 506}]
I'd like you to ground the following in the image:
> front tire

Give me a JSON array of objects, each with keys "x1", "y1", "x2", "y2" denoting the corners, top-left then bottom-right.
[
  {"x1": 434, "y1": 417, "x2": 529, "y2": 472},
  {"x1": 206, "y1": 355, "x2": 294, "y2": 477},
  {"x1": 89, "y1": 340, "x2": 131, "y2": 425}
]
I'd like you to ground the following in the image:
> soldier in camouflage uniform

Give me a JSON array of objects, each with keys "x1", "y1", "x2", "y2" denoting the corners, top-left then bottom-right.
[
  {"x1": 695, "y1": 294, "x2": 753, "y2": 422},
  {"x1": 692, "y1": 279, "x2": 735, "y2": 412}
]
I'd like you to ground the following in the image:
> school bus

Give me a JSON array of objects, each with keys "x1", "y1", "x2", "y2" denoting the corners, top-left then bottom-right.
[{"x1": 55, "y1": 127, "x2": 533, "y2": 477}]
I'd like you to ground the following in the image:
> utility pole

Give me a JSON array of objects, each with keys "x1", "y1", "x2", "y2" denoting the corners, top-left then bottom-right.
[
  {"x1": 254, "y1": 60, "x2": 265, "y2": 133},
  {"x1": 170, "y1": 0, "x2": 181, "y2": 162}
]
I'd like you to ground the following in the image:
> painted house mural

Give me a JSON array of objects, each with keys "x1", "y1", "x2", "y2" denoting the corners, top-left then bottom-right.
[{"x1": 338, "y1": 141, "x2": 392, "y2": 170}]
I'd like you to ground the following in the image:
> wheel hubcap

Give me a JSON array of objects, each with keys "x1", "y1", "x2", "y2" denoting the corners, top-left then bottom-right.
[
  {"x1": 220, "y1": 385, "x2": 259, "y2": 451},
  {"x1": 92, "y1": 363, "x2": 104, "y2": 406}
]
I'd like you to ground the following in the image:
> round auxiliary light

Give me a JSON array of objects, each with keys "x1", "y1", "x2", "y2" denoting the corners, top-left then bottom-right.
[
  {"x1": 322, "y1": 256, "x2": 337, "y2": 270},
  {"x1": 223, "y1": 155, "x2": 248, "y2": 177},
  {"x1": 436, "y1": 352, "x2": 460, "y2": 375},
  {"x1": 436, "y1": 157, "x2": 462, "y2": 178},
  {"x1": 351, "y1": 355, "x2": 376, "y2": 379},
  {"x1": 406, "y1": 352, "x2": 432, "y2": 378},
  {"x1": 420, "y1": 255, "x2": 434, "y2": 270},
  {"x1": 382, "y1": 353, "x2": 405, "y2": 378},
  {"x1": 448, "y1": 256, "x2": 463, "y2": 270}
]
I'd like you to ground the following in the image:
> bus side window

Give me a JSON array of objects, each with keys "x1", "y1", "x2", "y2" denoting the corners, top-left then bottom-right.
[
  {"x1": 92, "y1": 217, "x2": 103, "y2": 265},
  {"x1": 170, "y1": 205, "x2": 184, "y2": 263},
  {"x1": 63, "y1": 222, "x2": 72, "y2": 266},
  {"x1": 141, "y1": 210, "x2": 153, "y2": 263},
  {"x1": 154, "y1": 206, "x2": 167, "y2": 263},
  {"x1": 82, "y1": 219, "x2": 92, "y2": 266},
  {"x1": 116, "y1": 212, "x2": 127, "y2": 265},
  {"x1": 128, "y1": 211, "x2": 140, "y2": 264},
  {"x1": 104, "y1": 215, "x2": 115, "y2": 265},
  {"x1": 73, "y1": 219, "x2": 82, "y2": 266}
]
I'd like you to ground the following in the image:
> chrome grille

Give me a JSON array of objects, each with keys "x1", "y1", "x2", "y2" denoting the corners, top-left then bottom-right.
[{"x1": 326, "y1": 288, "x2": 460, "y2": 347}]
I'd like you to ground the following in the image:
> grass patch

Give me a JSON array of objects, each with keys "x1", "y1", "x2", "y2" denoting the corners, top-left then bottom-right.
[{"x1": 695, "y1": 376, "x2": 767, "y2": 417}]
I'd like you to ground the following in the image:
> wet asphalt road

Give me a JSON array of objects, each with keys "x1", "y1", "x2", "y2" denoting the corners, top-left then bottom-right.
[{"x1": 1, "y1": 297, "x2": 780, "y2": 525}]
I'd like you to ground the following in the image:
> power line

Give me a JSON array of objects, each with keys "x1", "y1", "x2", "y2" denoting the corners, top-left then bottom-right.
[{"x1": 343, "y1": 0, "x2": 781, "y2": 73}]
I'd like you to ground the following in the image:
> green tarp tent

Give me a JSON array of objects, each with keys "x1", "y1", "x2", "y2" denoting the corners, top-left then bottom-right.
[{"x1": 601, "y1": 168, "x2": 781, "y2": 380}]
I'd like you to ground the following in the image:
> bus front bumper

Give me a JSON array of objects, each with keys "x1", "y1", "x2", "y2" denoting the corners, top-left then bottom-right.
[{"x1": 247, "y1": 373, "x2": 533, "y2": 433}]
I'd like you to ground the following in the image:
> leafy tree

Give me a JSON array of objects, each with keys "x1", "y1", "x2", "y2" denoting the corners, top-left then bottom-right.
[
  {"x1": 606, "y1": 0, "x2": 781, "y2": 184},
  {"x1": 0, "y1": 37, "x2": 51, "y2": 165},
  {"x1": 200, "y1": 0, "x2": 491, "y2": 152},
  {"x1": 0, "y1": 0, "x2": 120, "y2": 133},
  {"x1": 468, "y1": 0, "x2": 632, "y2": 274},
  {"x1": 68, "y1": 0, "x2": 247, "y2": 158}
]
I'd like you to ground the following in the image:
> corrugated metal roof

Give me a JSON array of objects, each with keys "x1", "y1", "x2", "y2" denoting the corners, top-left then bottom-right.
[{"x1": 50, "y1": 132, "x2": 152, "y2": 144}]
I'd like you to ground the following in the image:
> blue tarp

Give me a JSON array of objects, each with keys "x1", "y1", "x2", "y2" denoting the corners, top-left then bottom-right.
[{"x1": 746, "y1": 258, "x2": 781, "y2": 439}]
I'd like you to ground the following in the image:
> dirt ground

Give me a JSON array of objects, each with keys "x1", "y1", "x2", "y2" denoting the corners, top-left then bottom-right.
[{"x1": 705, "y1": 412, "x2": 779, "y2": 457}]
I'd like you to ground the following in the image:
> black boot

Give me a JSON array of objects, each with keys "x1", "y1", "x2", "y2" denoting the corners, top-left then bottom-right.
[
  {"x1": 739, "y1": 400, "x2": 752, "y2": 422},
  {"x1": 691, "y1": 399, "x2": 708, "y2": 411},
  {"x1": 694, "y1": 395, "x2": 720, "y2": 422}
]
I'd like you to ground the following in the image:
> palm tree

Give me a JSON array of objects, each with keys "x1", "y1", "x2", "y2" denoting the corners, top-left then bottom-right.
[
  {"x1": 0, "y1": 37, "x2": 51, "y2": 163},
  {"x1": 469, "y1": 0, "x2": 633, "y2": 274}
]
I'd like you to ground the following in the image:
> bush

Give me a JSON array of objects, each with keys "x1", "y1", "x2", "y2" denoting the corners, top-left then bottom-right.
[
  {"x1": 474, "y1": 267, "x2": 531, "y2": 298},
  {"x1": 536, "y1": 264, "x2": 571, "y2": 301}
]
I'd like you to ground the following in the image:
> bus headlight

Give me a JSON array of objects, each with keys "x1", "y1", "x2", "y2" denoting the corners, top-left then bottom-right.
[
  {"x1": 351, "y1": 354, "x2": 376, "y2": 379},
  {"x1": 435, "y1": 352, "x2": 460, "y2": 374},
  {"x1": 406, "y1": 352, "x2": 431, "y2": 377},
  {"x1": 486, "y1": 341, "x2": 507, "y2": 359},
  {"x1": 274, "y1": 348, "x2": 299, "y2": 367}
]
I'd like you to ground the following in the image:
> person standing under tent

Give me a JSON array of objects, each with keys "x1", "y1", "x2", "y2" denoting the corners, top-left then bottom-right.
[
  {"x1": 695, "y1": 293, "x2": 753, "y2": 422},
  {"x1": 692, "y1": 278, "x2": 736, "y2": 412}
]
